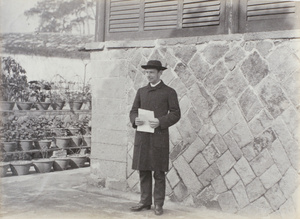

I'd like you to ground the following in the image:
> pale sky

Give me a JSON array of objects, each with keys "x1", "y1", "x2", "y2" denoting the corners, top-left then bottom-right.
[{"x1": 0, "y1": 0, "x2": 39, "y2": 33}]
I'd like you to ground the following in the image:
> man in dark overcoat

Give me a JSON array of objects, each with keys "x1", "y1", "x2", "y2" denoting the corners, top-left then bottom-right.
[{"x1": 129, "y1": 60, "x2": 181, "y2": 216}]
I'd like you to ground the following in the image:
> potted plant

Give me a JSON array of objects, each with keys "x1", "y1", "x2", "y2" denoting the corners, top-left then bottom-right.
[
  {"x1": 53, "y1": 128, "x2": 71, "y2": 149},
  {"x1": 0, "y1": 57, "x2": 27, "y2": 110},
  {"x1": 1, "y1": 115, "x2": 18, "y2": 152},
  {"x1": 29, "y1": 80, "x2": 52, "y2": 110},
  {"x1": 68, "y1": 150, "x2": 87, "y2": 168},
  {"x1": 51, "y1": 150, "x2": 69, "y2": 171},
  {"x1": 15, "y1": 116, "x2": 38, "y2": 151},
  {"x1": 33, "y1": 116, "x2": 54, "y2": 150},
  {"x1": 10, "y1": 152, "x2": 32, "y2": 176},
  {"x1": 0, "y1": 161, "x2": 10, "y2": 177},
  {"x1": 49, "y1": 90, "x2": 66, "y2": 110}
]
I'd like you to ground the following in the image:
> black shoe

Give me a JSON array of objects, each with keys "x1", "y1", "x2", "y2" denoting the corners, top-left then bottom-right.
[
  {"x1": 154, "y1": 205, "x2": 163, "y2": 215},
  {"x1": 130, "y1": 203, "x2": 151, "y2": 211}
]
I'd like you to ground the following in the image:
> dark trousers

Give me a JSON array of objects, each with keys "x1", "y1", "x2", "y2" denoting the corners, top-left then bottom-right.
[{"x1": 139, "y1": 170, "x2": 166, "y2": 207}]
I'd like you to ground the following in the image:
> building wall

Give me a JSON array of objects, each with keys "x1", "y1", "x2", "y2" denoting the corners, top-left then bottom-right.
[{"x1": 89, "y1": 30, "x2": 300, "y2": 218}]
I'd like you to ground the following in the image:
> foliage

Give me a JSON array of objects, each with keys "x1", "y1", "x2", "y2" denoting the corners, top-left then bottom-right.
[
  {"x1": 0, "y1": 57, "x2": 28, "y2": 101},
  {"x1": 28, "y1": 80, "x2": 51, "y2": 102},
  {"x1": 67, "y1": 115, "x2": 91, "y2": 135},
  {"x1": 0, "y1": 115, "x2": 18, "y2": 141},
  {"x1": 24, "y1": 0, "x2": 96, "y2": 34}
]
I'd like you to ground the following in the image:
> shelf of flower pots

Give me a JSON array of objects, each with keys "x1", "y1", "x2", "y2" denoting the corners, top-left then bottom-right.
[{"x1": 2, "y1": 146, "x2": 91, "y2": 155}]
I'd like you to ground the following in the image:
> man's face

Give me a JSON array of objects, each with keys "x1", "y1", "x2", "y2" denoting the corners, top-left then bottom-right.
[{"x1": 145, "y1": 68, "x2": 162, "y2": 84}]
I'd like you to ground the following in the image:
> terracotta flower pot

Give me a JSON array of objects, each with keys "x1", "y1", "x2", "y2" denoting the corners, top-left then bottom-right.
[
  {"x1": 55, "y1": 137, "x2": 71, "y2": 149},
  {"x1": 10, "y1": 161, "x2": 32, "y2": 176},
  {"x1": 18, "y1": 140, "x2": 33, "y2": 151},
  {"x1": 0, "y1": 101, "x2": 15, "y2": 110},
  {"x1": 36, "y1": 102, "x2": 51, "y2": 110},
  {"x1": 16, "y1": 102, "x2": 33, "y2": 110},
  {"x1": 68, "y1": 155, "x2": 87, "y2": 168},
  {"x1": 51, "y1": 101, "x2": 65, "y2": 110},
  {"x1": 3, "y1": 141, "x2": 17, "y2": 152},
  {"x1": 71, "y1": 136, "x2": 82, "y2": 147},
  {"x1": 33, "y1": 159, "x2": 54, "y2": 173},
  {"x1": 36, "y1": 140, "x2": 52, "y2": 150},
  {"x1": 68, "y1": 101, "x2": 83, "y2": 110},
  {"x1": 83, "y1": 135, "x2": 91, "y2": 147},
  {"x1": 53, "y1": 158, "x2": 70, "y2": 171},
  {"x1": 0, "y1": 162, "x2": 10, "y2": 177}
]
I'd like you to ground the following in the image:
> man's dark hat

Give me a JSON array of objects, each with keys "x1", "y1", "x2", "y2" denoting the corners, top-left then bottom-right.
[{"x1": 141, "y1": 60, "x2": 167, "y2": 71}]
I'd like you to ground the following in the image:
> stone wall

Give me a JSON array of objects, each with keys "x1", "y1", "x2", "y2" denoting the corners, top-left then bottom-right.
[{"x1": 89, "y1": 30, "x2": 300, "y2": 218}]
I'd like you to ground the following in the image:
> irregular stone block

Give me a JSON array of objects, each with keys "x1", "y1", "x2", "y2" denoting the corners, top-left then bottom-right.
[
  {"x1": 268, "y1": 139, "x2": 291, "y2": 175},
  {"x1": 127, "y1": 170, "x2": 139, "y2": 189},
  {"x1": 202, "y1": 144, "x2": 220, "y2": 165},
  {"x1": 198, "y1": 166, "x2": 219, "y2": 187},
  {"x1": 239, "y1": 87, "x2": 263, "y2": 121},
  {"x1": 279, "y1": 198, "x2": 298, "y2": 219},
  {"x1": 224, "y1": 168, "x2": 240, "y2": 189},
  {"x1": 284, "y1": 140, "x2": 300, "y2": 172},
  {"x1": 211, "y1": 175, "x2": 227, "y2": 194},
  {"x1": 213, "y1": 84, "x2": 230, "y2": 104},
  {"x1": 188, "y1": 83, "x2": 216, "y2": 119},
  {"x1": 256, "y1": 40, "x2": 273, "y2": 57},
  {"x1": 281, "y1": 106, "x2": 300, "y2": 141},
  {"x1": 182, "y1": 137, "x2": 206, "y2": 163},
  {"x1": 246, "y1": 178, "x2": 266, "y2": 202},
  {"x1": 224, "y1": 68, "x2": 248, "y2": 98},
  {"x1": 279, "y1": 167, "x2": 299, "y2": 199},
  {"x1": 173, "y1": 156, "x2": 203, "y2": 195},
  {"x1": 239, "y1": 196, "x2": 273, "y2": 217},
  {"x1": 267, "y1": 46, "x2": 300, "y2": 81},
  {"x1": 224, "y1": 46, "x2": 246, "y2": 70},
  {"x1": 173, "y1": 181, "x2": 189, "y2": 201},
  {"x1": 232, "y1": 180, "x2": 250, "y2": 209},
  {"x1": 248, "y1": 110, "x2": 273, "y2": 136},
  {"x1": 166, "y1": 167, "x2": 180, "y2": 189},
  {"x1": 250, "y1": 149, "x2": 274, "y2": 176},
  {"x1": 217, "y1": 191, "x2": 239, "y2": 213},
  {"x1": 216, "y1": 150, "x2": 236, "y2": 176},
  {"x1": 179, "y1": 95, "x2": 192, "y2": 115},
  {"x1": 173, "y1": 45, "x2": 197, "y2": 64},
  {"x1": 177, "y1": 116, "x2": 197, "y2": 147},
  {"x1": 189, "y1": 53, "x2": 210, "y2": 80},
  {"x1": 190, "y1": 153, "x2": 209, "y2": 176},
  {"x1": 187, "y1": 108, "x2": 202, "y2": 132},
  {"x1": 169, "y1": 78, "x2": 187, "y2": 100},
  {"x1": 258, "y1": 75, "x2": 290, "y2": 119},
  {"x1": 203, "y1": 43, "x2": 230, "y2": 65},
  {"x1": 241, "y1": 51, "x2": 269, "y2": 86},
  {"x1": 272, "y1": 117, "x2": 294, "y2": 148},
  {"x1": 174, "y1": 62, "x2": 196, "y2": 89},
  {"x1": 198, "y1": 118, "x2": 217, "y2": 145},
  {"x1": 260, "y1": 164, "x2": 282, "y2": 190},
  {"x1": 223, "y1": 133, "x2": 243, "y2": 160},
  {"x1": 211, "y1": 103, "x2": 230, "y2": 125},
  {"x1": 234, "y1": 157, "x2": 256, "y2": 185},
  {"x1": 195, "y1": 186, "x2": 217, "y2": 207},
  {"x1": 282, "y1": 71, "x2": 300, "y2": 106},
  {"x1": 204, "y1": 61, "x2": 229, "y2": 92},
  {"x1": 241, "y1": 143, "x2": 257, "y2": 161},
  {"x1": 253, "y1": 128, "x2": 277, "y2": 154},
  {"x1": 231, "y1": 120, "x2": 253, "y2": 148},
  {"x1": 265, "y1": 183, "x2": 287, "y2": 210}
]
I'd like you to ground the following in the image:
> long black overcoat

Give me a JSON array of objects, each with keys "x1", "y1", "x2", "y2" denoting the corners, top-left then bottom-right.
[{"x1": 129, "y1": 81, "x2": 181, "y2": 172}]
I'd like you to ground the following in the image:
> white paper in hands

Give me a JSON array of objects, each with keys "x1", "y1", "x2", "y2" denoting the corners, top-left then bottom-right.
[{"x1": 137, "y1": 108, "x2": 155, "y2": 133}]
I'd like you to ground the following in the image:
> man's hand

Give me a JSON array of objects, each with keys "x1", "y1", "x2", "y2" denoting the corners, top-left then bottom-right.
[
  {"x1": 149, "y1": 118, "x2": 160, "y2": 129},
  {"x1": 135, "y1": 117, "x2": 144, "y2": 126}
]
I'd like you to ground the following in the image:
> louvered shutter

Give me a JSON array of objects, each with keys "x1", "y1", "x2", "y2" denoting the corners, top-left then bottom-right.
[
  {"x1": 108, "y1": 0, "x2": 140, "y2": 33},
  {"x1": 182, "y1": 0, "x2": 221, "y2": 28},
  {"x1": 238, "y1": 0, "x2": 300, "y2": 32},
  {"x1": 103, "y1": 0, "x2": 227, "y2": 41}
]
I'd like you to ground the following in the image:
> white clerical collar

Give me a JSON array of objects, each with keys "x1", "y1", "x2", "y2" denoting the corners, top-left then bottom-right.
[{"x1": 150, "y1": 80, "x2": 161, "y2": 87}]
